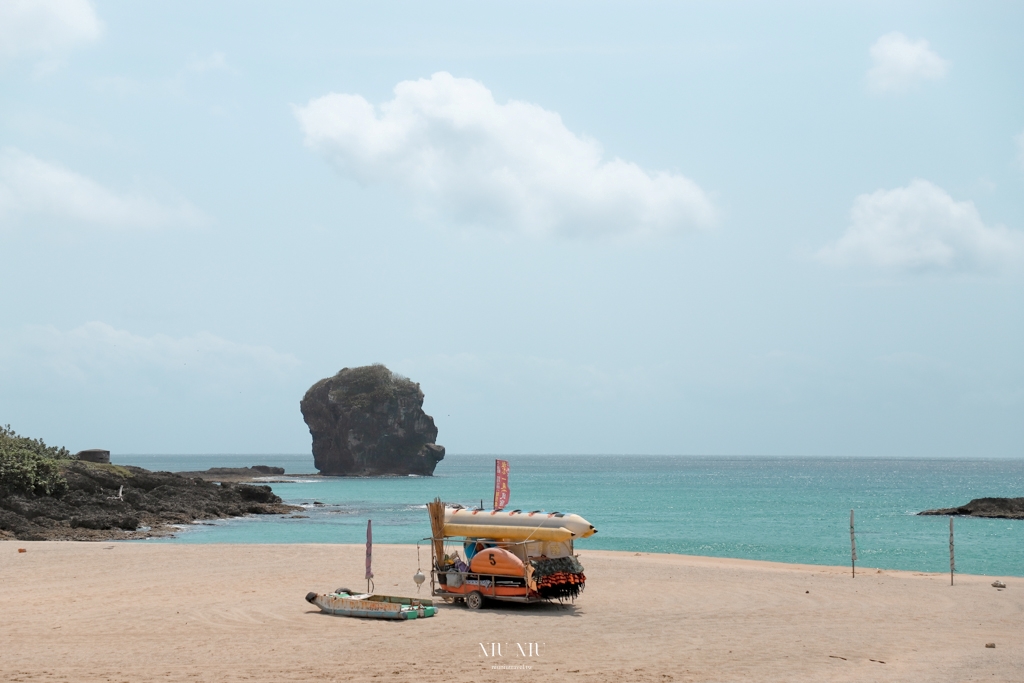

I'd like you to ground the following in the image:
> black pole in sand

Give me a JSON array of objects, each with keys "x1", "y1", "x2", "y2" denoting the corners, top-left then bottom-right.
[
  {"x1": 850, "y1": 509, "x2": 857, "y2": 578},
  {"x1": 949, "y1": 516, "x2": 955, "y2": 586}
]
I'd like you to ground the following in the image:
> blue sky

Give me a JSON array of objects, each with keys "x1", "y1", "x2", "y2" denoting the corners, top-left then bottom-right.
[{"x1": 1, "y1": 1, "x2": 1022, "y2": 457}]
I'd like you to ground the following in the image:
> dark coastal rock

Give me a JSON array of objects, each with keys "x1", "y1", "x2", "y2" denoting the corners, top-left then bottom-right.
[
  {"x1": 174, "y1": 466, "x2": 288, "y2": 482},
  {"x1": 75, "y1": 449, "x2": 110, "y2": 463},
  {"x1": 919, "y1": 498, "x2": 1024, "y2": 520},
  {"x1": 300, "y1": 364, "x2": 445, "y2": 476},
  {"x1": 0, "y1": 460, "x2": 298, "y2": 541}
]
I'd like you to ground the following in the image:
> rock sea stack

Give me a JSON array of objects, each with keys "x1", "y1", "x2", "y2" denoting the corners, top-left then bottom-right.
[{"x1": 300, "y1": 364, "x2": 445, "y2": 476}]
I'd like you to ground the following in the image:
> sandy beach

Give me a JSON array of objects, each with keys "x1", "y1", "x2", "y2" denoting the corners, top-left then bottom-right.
[{"x1": 1, "y1": 542, "x2": 1020, "y2": 682}]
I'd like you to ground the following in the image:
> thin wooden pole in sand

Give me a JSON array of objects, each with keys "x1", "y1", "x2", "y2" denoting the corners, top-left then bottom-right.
[
  {"x1": 850, "y1": 509, "x2": 857, "y2": 578},
  {"x1": 949, "y1": 516, "x2": 955, "y2": 586},
  {"x1": 365, "y1": 519, "x2": 374, "y2": 594}
]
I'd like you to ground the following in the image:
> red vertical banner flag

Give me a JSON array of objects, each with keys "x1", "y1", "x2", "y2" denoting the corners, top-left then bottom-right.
[{"x1": 493, "y1": 459, "x2": 510, "y2": 510}]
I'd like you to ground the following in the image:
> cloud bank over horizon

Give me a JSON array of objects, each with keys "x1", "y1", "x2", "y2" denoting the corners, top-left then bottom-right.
[
  {"x1": 816, "y1": 179, "x2": 1024, "y2": 272},
  {"x1": 295, "y1": 72, "x2": 715, "y2": 239},
  {"x1": 0, "y1": 0, "x2": 101, "y2": 58},
  {"x1": 0, "y1": 148, "x2": 207, "y2": 231},
  {"x1": 866, "y1": 32, "x2": 949, "y2": 94},
  {"x1": 0, "y1": 322, "x2": 305, "y2": 454},
  {"x1": 0, "y1": 322, "x2": 300, "y2": 391}
]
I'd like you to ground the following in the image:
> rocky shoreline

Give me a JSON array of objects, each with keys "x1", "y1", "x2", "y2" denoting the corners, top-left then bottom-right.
[
  {"x1": 172, "y1": 468, "x2": 424, "y2": 482},
  {"x1": 0, "y1": 460, "x2": 299, "y2": 541},
  {"x1": 173, "y1": 466, "x2": 298, "y2": 483},
  {"x1": 918, "y1": 497, "x2": 1024, "y2": 520}
]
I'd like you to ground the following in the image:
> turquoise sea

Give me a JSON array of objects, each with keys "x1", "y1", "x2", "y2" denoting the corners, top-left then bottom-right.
[{"x1": 117, "y1": 454, "x2": 1024, "y2": 578}]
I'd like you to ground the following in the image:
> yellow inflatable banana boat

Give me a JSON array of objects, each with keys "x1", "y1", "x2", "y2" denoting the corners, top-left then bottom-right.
[{"x1": 443, "y1": 507, "x2": 597, "y2": 540}]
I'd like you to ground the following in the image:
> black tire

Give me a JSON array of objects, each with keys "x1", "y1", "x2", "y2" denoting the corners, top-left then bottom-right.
[{"x1": 466, "y1": 591, "x2": 484, "y2": 610}]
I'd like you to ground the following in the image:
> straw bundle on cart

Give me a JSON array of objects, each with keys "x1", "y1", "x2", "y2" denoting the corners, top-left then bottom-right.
[{"x1": 426, "y1": 498, "x2": 446, "y2": 566}]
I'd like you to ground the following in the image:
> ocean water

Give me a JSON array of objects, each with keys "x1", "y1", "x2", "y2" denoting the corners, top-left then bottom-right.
[{"x1": 116, "y1": 454, "x2": 1024, "y2": 577}]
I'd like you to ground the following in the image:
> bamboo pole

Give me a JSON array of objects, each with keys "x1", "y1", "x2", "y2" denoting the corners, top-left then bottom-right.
[{"x1": 426, "y1": 498, "x2": 446, "y2": 567}]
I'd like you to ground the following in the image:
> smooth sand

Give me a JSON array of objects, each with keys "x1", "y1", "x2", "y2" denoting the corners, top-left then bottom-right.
[{"x1": 1, "y1": 542, "x2": 1021, "y2": 682}]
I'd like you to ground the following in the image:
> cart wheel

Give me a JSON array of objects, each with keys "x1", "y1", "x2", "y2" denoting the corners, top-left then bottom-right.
[{"x1": 466, "y1": 591, "x2": 484, "y2": 610}]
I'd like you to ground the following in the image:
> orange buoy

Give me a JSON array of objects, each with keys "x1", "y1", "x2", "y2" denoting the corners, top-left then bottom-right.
[{"x1": 469, "y1": 547, "x2": 524, "y2": 577}]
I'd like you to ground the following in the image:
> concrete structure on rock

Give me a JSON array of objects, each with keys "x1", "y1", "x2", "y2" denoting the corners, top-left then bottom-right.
[{"x1": 75, "y1": 449, "x2": 110, "y2": 464}]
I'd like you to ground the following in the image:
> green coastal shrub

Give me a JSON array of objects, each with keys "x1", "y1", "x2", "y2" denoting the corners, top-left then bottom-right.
[{"x1": 0, "y1": 425, "x2": 72, "y2": 497}]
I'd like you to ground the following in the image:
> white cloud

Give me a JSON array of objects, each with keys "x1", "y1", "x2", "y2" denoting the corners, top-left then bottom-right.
[
  {"x1": 0, "y1": 322, "x2": 300, "y2": 391},
  {"x1": 188, "y1": 51, "x2": 230, "y2": 73},
  {"x1": 0, "y1": 148, "x2": 207, "y2": 230},
  {"x1": 866, "y1": 32, "x2": 949, "y2": 94},
  {"x1": 816, "y1": 179, "x2": 1024, "y2": 272},
  {"x1": 0, "y1": 0, "x2": 101, "y2": 57},
  {"x1": 405, "y1": 352, "x2": 647, "y2": 403},
  {"x1": 294, "y1": 72, "x2": 714, "y2": 238}
]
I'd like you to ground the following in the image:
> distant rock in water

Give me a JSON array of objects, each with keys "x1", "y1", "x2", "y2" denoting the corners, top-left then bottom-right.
[
  {"x1": 174, "y1": 466, "x2": 287, "y2": 482},
  {"x1": 919, "y1": 498, "x2": 1024, "y2": 520},
  {"x1": 300, "y1": 364, "x2": 445, "y2": 476}
]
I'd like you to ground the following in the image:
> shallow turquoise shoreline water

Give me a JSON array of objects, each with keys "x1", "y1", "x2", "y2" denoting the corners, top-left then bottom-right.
[{"x1": 117, "y1": 454, "x2": 1024, "y2": 577}]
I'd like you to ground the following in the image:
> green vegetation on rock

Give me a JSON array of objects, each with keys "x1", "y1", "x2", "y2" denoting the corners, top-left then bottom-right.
[
  {"x1": 327, "y1": 363, "x2": 421, "y2": 410},
  {"x1": 0, "y1": 425, "x2": 74, "y2": 497}
]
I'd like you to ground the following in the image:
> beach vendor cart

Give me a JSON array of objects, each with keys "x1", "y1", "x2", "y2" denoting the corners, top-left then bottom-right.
[{"x1": 423, "y1": 499, "x2": 596, "y2": 609}]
